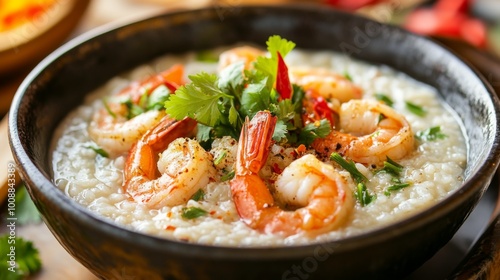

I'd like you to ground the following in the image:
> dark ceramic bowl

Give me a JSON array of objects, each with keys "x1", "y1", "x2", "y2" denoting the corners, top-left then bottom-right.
[{"x1": 8, "y1": 5, "x2": 500, "y2": 280}]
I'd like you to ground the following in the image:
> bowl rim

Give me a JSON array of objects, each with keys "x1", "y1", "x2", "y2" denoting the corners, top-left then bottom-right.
[{"x1": 8, "y1": 4, "x2": 500, "y2": 258}]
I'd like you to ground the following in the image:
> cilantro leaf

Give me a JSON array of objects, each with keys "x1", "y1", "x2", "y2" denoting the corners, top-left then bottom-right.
[
  {"x1": 181, "y1": 207, "x2": 208, "y2": 219},
  {"x1": 190, "y1": 189, "x2": 205, "y2": 201},
  {"x1": 241, "y1": 76, "x2": 270, "y2": 116},
  {"x1": 147, "y1": 85, "x2": 171, "y2": 110},
  {"x1": 15, "y1": 185, "x2": 41, "y2": 225},
  {"x1": 254, "y1": 35, "x2": 296, "y2": 87},
  {"x1": 298, "y1": 119, "x2": 332, "y2": 146},
  {"x1": 165, "y1": 72, "x2": 232, "y2": 127},
  {"x1": 272, "y1": 120, "x2": 289, "y2": 142},
  {"x1": 0, "y1": 235, "x2": 42, "y2": 279}
]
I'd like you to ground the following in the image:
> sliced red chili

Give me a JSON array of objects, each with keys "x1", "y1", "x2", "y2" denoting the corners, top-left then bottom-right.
[{"x1": 276, "y1": 52, "x2": 292, "y2": 100}]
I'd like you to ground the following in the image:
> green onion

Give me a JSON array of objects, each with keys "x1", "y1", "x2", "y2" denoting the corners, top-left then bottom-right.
[
  {"x1": 405, "y1": 101, "x2": 426, "y2": 117},
  {"x1": 375, "y1": 93, "x2": 394, "y2": 107},
  {"x1": 416, "y1": 126, "x2": 447, "y2": 141},
  {"x1": 221, "y1": 170, "x2": 235, "y2": 182},
  {"x1": 330, "y1": 153, "x2": 367, "y2": 184},
  {"x1": 384, "y1": 183, "x2": 411, "y2": 196},
  {"x1": 378, "y1": 157, "x2": 404, "y2": 176},
  {"x1": 181, "y1": 207, "x2": 207, "y2": 219},
  {"x1": 214, "y1": 151, "x2": 227, "y2": 165},
  {"x1": 355, "y1": 183, "x2": 375, "y2": 207},
  {"x1": 344, "y1": 71, "x2": 353, "y2": 82},
  {"x1": 86, "y1": 146, "x2": 109, "y2": 158},
  {"x1": 102, "y1": 99, "x2": 117, "y2": 118},
  {"x1": 191, "y1": 189, "x2": 205, "y2": 202}
]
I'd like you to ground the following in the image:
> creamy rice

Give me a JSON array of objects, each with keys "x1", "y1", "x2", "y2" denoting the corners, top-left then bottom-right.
[{"x1": 50, "y1": 48, "x2": 467, "y2": 246}]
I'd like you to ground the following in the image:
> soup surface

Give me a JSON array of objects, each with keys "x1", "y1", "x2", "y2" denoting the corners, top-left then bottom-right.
[{"x1": 51, "y1": 41, "x2": 466, "y2": 246}]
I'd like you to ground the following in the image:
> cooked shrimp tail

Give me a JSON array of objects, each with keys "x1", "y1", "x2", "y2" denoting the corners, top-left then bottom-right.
[
  {"x1": 231, "y1": 111, "x2": 354, "y2": 237},
  {"x1": 123, "y1": 116, "x2": 216, "y2": 209},
  {"x1": 88, "y1": 64, "x2": 185, "y2": 157}
]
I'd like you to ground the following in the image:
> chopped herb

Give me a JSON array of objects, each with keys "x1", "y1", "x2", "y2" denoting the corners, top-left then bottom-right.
[
  {"x1": 344, "y1": 71, "x2": 353, "y2": 81},
  {"x1": 85, "y1": 145, "x2": 109, "y2": 158},
  {"x1": 330, "y1": 153, "x2": 367, "y2": 184},
  {"x1": 221, "y1": 170, "x2": 235, "y2": 182},
  {"x1": 214, "y1": 151, "x2": 227, "y2": 165},
  {"x1": 196, "y1": 50, "x2": 219, "y2": 62},
  {"x1": 330, "y1": 153, "x2": 375, "y2": 206},
  {"x1": 181, "y1": 207, "x2": 208, "y2": 219},
  {"x1": 416, "y1": 126, "x2": 447, "y2": 141},
  {"x1": 375, "y1": 93, "x2": 394, "y2": 107},
  {"x1": 355, "y1": 183, "x2": 375, "y2": 207},
  {"x1": 165, "y1": 35, "x2": 330, "y2": 146},
  {"x1": 377, "y1": 157, "x2": 404, "y2": 177},
  {"x1": 405, "y1": 101, "x2": 426, "y2": 117},
  {"x1": 191, "y1": 189, "x2": 205, "y2": 202},
  {"x1": 15, "y1": 185, "x2": 41, "y2": 225},
  {"x1": 102, "y1": 99, "x2": 117, "y2": 118},
  {"x1": 147, "y1": 85, "x2": 171, "y2": 110},
  {"x1": 298, "y1": 119, "x2": 332, "y2": 145},
  {"x1": 0, "y1": 235, "x2": 42, "y2": 279},
  {"x1": 384, "y1": 183, "x2": 411, "y2": 196}
]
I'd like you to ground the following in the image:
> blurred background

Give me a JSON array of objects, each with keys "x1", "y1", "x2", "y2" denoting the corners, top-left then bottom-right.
[{"x1": 0, "y1": 0, "x2": 499, "y2": 279}]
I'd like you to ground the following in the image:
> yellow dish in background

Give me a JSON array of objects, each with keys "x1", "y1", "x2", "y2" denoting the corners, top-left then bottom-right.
[{"x1": 0, "y1": 0, "x2": 90, "y2": 76}]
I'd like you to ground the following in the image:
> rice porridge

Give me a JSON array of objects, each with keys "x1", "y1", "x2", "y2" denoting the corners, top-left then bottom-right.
[{"x1": 51, "y1": 38, "x2": 467, "y2": 246}]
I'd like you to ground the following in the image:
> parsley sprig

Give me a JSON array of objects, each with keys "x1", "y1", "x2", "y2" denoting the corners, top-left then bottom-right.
[
  {"x1": 0, "y1": 235, "x2": 42, "y2": 280},
  {"x1": 165, "y1": 35, "x2": 331, "y2": 145}
]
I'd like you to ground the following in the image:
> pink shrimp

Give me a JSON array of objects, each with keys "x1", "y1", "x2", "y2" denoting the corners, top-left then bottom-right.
[
  {"x1": 230, "y1": 111, "x2": 354, "y2": 237},
  {"x1": 123, "y1": 116, "x2": 216, "y2": 209}
]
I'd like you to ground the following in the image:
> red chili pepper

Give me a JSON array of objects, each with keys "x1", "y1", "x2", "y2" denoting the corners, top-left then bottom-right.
[
  {"x1": 276, "y1": 52, "x2": 292, "y2": 100},
  {"x1": 313, "y1": 97, "x2": 334, "y2": 127}
]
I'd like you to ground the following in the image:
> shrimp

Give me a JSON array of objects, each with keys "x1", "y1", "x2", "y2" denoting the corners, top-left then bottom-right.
[
  {"x1": 88, "y1": 64, "x2": 184, "y2": 157},
  {"x1": 312, "y1": 99, "x2": 415, "y2": 166},
  {"x1": 218, "y1": 46, "x2": 265, "y2": 71},
  {"x1": 123, "y1": 116, "x2": 217, "y2": 209},
  {"x1": 230, "y1": 111, "x2": 354, "y2": 237},
  {"x1": 290, "y1": 67, "x2": 363, "y2": 103}
]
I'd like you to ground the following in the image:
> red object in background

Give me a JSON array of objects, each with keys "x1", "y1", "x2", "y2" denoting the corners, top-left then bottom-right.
[{"x1": 404, "y1": 0, "x2": 487, "y2": 48}]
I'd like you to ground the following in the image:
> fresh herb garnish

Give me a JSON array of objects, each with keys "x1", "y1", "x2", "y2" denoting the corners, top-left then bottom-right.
[
  {"x1": 15, "y1": 185, "x2": 41, "y2": 225},
  {"x1": 416, "y1": 126, "x2": 447, "y2": 141},
  {"x1": 102, "y1": 99, "x2": 117, "y2": 118},
  {"x1": 330, "y1": 153, "x2": 367, "y2": 183},
  {"x1": 405, "y1": 101, "x2": 426, "y2": 117},
  {"x1": 165, "y1": 35, "x2": 331, "y2": 146},
  {"x1": 213, "y1": 151, "x2": 227, "y2": 165},
  {"x1": 375, "y1": 93, "x2": 394, "y2": 107},
  {"x1": 191, "y1": 189, "x2": 205, "y2": 202},
  {"x1": 377, "y1": 156, "x2": 404, "y2": 177},
  {"x1": 330, "y1": 153, "x2": 375, "y2": 206},
  {"x1": 221, "y1": 170, "x2": 235, "y2": 182},
  {"x1": 85, "y1": 145, "x2": 109, "y2": 158},
  {"x1": 355, "y1": 183, "x2": 375, "y2": 207},
  {"x1": 0, "y1": 235, "x2": 42, "y2": 279},
  {"x1": 181, "y1": 207, "x2": 208, "y2": 219},
  {"x1": 344, "y1": 71, "x2": 353, "y2": 82},
  {"x1": 147, "y1": 85, "x2": 171, "y2": 110},
  {"x1": 196, "y1": 50, "x2": 219, "y2": 62}
]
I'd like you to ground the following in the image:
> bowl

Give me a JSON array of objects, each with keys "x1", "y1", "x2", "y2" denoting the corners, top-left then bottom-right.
[{"x1": 8, "y1": 5, "x2": 500, "y2": 279}]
